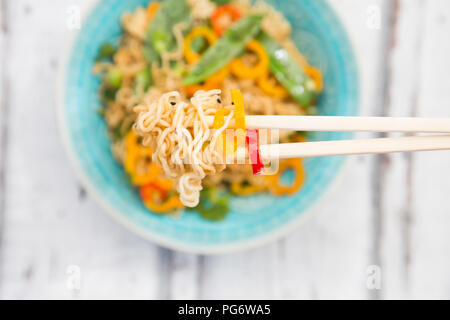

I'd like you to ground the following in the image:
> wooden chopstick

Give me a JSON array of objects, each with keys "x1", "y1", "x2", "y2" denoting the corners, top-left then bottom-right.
[
  {"x1": 206, "y1": 116, "x2": 450, "y2": 133},
  {"x1": 259, "y1": 135, "x2": 450, "y2": 159}
]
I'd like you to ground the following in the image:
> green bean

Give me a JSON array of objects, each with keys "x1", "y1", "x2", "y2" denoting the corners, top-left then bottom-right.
[
  {"x1": 143, "y1": 0, "x2": 191, "y2": 63},
  {"x1": 101, "y1": 87, "x2": 119, "y2": 102},
  {"x1": 191, "y1": 37, "x2": 207, "y2": 54},
  {"x1": 196, "y1": 188, "x2": 230, "y2": 221},
  {"x1": 210, "y1": 0, "x2": 232, "y2": 5},
  {"x1": 96, "y1": 43, "x2": 117, "y2": 62},
  {"x1": 183, "y1": 15, "x2": 263, "y2": 85},
  {"x1": 256, "y1": 33, "x2": 318, "y2": 107},
  {"x1": 105, "y1": 68, "x2": 122, "y2": 88},
  {"x1": 134, "y1": 68, "x2": 153, "y2": 92}
]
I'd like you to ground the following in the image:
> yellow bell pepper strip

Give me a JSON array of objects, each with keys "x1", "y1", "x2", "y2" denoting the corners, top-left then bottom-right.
[
  {"x1": 230, "y1": 89, "x2": 246, "y2": 151},
  {"x1": 146, "y1": 2, "x2": 160, "y2": 22},
  {"x1": 257, "y1": 72, "x2": 289, "y2": 99},
  {"x1": 304, "y1": 65, "x2": 323, "y2": 92},
  {"x1": 140, "y1": 184, "x2": 183, "y2": 214},
  {"x1": 230, "y1": 89, "x2": 246, "y2": 155},
  {"x1": 184, "y1": 26, "x2": 218, "y2": 64},
  {"x1": 212, "y1": 108, "x2": 231, "y2": 154},
  {"x1": 265, "y1": 159, "x2": 305, "y2": 196},
  {"x1": 246, "y1": 129, "x2": 265, "y2": 175},
  {"x1": 211, "y1": 4, "x2": 242, "y2": 36},
  {"x1": 230, "y1": 89, "x2": 245, "y2": 130},
  {"x1": 230, "y1": 40, "x2": 269, "y2": 80},
  {"x1": 231, "y1": 180, "x2": 267, "y2": 196}
]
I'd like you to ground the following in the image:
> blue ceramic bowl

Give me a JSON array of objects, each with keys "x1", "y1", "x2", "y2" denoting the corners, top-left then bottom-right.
[{"x1": 58, "y1": 0, "x2": 359, "y2": 253}]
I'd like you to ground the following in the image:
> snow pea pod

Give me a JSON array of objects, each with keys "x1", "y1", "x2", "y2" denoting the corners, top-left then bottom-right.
[
  {"x1": 143, "y1": 0, "x2": 191, "y2": 63},
  {"x1": 211, "y1": 0, "x2": 232, "y2": 5},
  {"x1": 183, "y1": 15, "x2": 263, "y2": 85},
  {"x1": 257, "y1": 32, "x2": 318, "y2": 107}
]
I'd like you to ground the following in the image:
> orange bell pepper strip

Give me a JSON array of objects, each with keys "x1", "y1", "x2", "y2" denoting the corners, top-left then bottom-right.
[
  {"x1": 183, "y1": 26, "x2": 218, "y2": 65},
  {"x1": 140, "y1": 184, "x2": 183, "y2": 214},
  {"x1": 146, "y1": 2, "x2": 160, "y2": 22},
  {"x1": 230, "y1": 40, "x2": 269, "y2": 80},
  {"x1": 265, "y1": 159, "x2": 305, "y2": 196},
  {"x1": 257, "y1": 73, "x2": 289, "y2": 99},
  {"x1": 125, "y1": 131, "x2": 159, "y2": 186},
  {"x1": 304, "y1": 65, "x2": 323, "y2": 92}
]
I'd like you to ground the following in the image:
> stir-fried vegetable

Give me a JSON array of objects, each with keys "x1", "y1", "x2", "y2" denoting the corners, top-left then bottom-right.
[
  {"x1": 230, "y1": 89, "x2": 246, "y2": 155},
  {"x1": 257, "y1": 73, "x2": 289, "y2": 99},
  {"x1": 143, "y1": 0, "x2": 191, "y2": 63},
  {"x1": 96, "y1": 43, "x2": 117, "y2": 62},
  {"x1": 146, "y1": 1, "x2": 160, "y2": 22},
  {"x1": 195, "y1": 188, "x2": 230, "y2": 221},
  {"x1": 211, "y1": 4, "x2": 242, "y2": 36},
  {"x1": 210, "y1": 0, "x2": 232, "y2": 5},
  {"x1": 231, "y1": 180, "x2": 267, "y2": 196},
  {"x1": 246, "y1": 129, "x2": 265, "y2": 175},
  {"x1": 184, "y1": 66, "x2": 230, "y2": 97},
  {"x1": 184, "y1": 26, "x2": 218, "y2": 64},
  {"x1": 140, "y1": 184, "x2": 183, "y2": 214},
  {"x1": 256, "y1": 32, "x2": 318, "y2": 107},
  {"x1": 230, "y1": 40, "x2": 269, "y2": 80},
  {"x1": 304, "y1": 65, "x2": 323, "y2": 92},
  {"x1": 265, "y1": 159, "x2": 305, "y2": 196},
  {"x1": 125, "y1": 131, "x2": 157, "y2": 186},
  {"x1": 212, "y1": 108, "x2": 231, "y2": 153},
  {"x1": 230, "y1": 89, "x2": 245, "y2": 131},
  {"x1": 183, "y1": 15, "x2": 263, "y2": 85},
  {"x1": 134, "y1": 68, "x2": 153, "y2": 92},
  {"x1": 105, "y1": 68, "x2": 122, "y2": 88}
]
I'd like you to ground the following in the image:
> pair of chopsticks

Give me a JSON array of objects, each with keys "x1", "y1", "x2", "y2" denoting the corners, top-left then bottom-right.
[{"x1": 205, "y1": 116, "x2": 450, "y2": 159}]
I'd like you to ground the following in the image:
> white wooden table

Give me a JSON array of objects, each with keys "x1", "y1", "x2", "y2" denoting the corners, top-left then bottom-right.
[{"x1": 0, "y1": 0, "x2": 449, "y2": 300}]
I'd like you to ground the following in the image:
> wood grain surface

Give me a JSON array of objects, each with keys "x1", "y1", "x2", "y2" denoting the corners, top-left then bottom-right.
[{"x1": 0, "y1": 0, "x2": 449, "y2": 299}]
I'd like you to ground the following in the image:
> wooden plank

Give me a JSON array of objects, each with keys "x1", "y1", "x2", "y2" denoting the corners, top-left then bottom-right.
[
  {"x1": 200, "y1": 0, "x2": 387, "y2": 300},
  {"x1": 381, "y1": 0, "x2": 450, "y2": 300},
  {"x1": 407, "y1": 0, "x2": 450, "y2": 299},
  {"x1": 0, "y1": 0, "x2": 162, "y2": 299},
  {"x1": 378, "y1": 0, "x2": 424, "y2": 299},
  {"x1": 0, "y1": 0, "x2": 10, "y2": 294}
]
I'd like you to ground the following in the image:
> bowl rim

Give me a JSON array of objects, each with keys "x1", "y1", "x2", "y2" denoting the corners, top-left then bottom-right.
[{"x1": 56, "y1": 0, "x2": 360, "y2": 254}]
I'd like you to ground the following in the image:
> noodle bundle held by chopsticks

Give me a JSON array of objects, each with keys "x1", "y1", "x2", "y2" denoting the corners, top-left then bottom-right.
[{"x1": 134, "y1": 90, "x2": 233, "y2": 207}]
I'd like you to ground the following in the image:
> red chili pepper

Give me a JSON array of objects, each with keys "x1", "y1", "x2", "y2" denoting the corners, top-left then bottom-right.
[
  {"x1": 211, "y1": 4, "x2": 242, "y2": 36},
  {"x1": 140, "y1": 183, "x2": 168, "y2": 201},
  {"x1": 246, "y1": 129, "x2": 265, "y2": 175}
]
